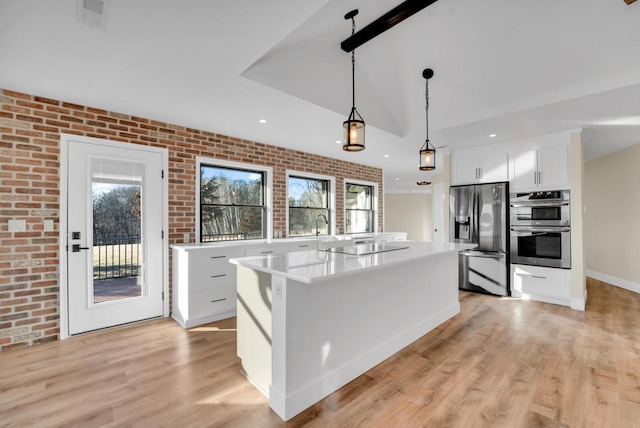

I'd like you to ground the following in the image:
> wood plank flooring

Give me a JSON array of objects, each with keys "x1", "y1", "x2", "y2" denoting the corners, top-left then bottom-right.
[{"x1": 1, "y1": 278, "x2": 640, "y2": 427}]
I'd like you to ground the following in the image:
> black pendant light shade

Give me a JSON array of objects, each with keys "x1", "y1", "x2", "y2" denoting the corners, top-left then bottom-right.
[
  {"x1": 343, "y1": 109, "x2": 365, "y2": 152},
  {"x1": 420, "y1": 140, "x2": 436, "y2": 171},
  {"x1": 343, "y1": 9, "x2": 365, "y2": 152},
  {"x1": 419, "y1": 68, "x2": 436, "y2": 171}
]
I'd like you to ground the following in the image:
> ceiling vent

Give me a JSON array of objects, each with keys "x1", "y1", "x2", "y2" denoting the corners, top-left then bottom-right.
[{"x1": 77, "y1": 0, "x2": 110, "y2": 29}]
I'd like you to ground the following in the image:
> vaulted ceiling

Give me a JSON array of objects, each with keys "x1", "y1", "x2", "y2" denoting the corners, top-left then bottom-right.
[{"x1": 1, "y1": 0, "x2": 639, "y2": 192}]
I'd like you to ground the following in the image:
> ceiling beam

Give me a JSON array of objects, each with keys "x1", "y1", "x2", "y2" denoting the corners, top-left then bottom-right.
[
  {"x1": 624, "y1": 0, "x2": 637, "y2": 4},
  {"x1": 341, "y1": 0, "x2": 439, "y2": 53}
]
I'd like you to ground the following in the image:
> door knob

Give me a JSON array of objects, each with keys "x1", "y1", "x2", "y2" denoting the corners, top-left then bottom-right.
[{"x1": 72, "y1": 244, "x2": 90, "y2": 252}]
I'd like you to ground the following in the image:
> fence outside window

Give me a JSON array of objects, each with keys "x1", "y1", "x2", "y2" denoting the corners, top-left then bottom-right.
[{"x1": 93, "y1": 237, "x2": 141, "y2": 281}]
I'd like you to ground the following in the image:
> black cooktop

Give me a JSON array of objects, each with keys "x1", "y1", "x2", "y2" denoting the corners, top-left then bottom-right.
[{"x1": 320, "y1": 243, "x2": 409, "y2": 256}]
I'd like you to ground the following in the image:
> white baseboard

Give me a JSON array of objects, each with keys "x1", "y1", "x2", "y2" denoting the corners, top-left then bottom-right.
[
  {"x1": 571, "y1": 289, "x2": 588, "y2": 311},
  {"x1": 586, "y1": 270, "x2": 640, "y2": 295}
]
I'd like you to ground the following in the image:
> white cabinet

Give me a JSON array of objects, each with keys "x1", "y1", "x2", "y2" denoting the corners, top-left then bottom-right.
[
  {"x1": 452, "y1": 153, "x2": 508, "y2": 185},
  {"x1": 373, "y1": 232, "x2": 408, "y2": 243},
  {"x1": 245, "y1": 246, "x2": 287, "y2": 257},
  {"x1": 511, "y1": 264, "x2": 571, "y2": 307},
  {"x1": 172, "y1": 247, "x2": 245, "y2": 328},
  {"x1": 511, "y1": 145, "x2": 568, "y2": 191}
]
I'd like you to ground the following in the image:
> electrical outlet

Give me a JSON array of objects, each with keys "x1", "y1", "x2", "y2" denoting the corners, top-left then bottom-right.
[
  {"x1": 44, "y1": 220, "x2": 54, "y2": 231},
  {"x1": 274, "y1": 285, "x2": 282, "y2": 300},
  {"x1": 183, "y1": 233, "x2": 189, "y2": 243},
  {"x1": 8, "y1": 220, "x2": 26, "y2": 232}
]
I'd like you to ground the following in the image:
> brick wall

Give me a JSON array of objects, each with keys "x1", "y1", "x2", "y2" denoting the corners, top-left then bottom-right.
[{"x1": 0, "y1": 88, "x2": 384, "y2": 350}]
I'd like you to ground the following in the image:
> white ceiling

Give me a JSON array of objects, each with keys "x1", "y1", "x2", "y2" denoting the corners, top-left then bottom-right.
[{"x1": 1, "y1": 0, "x2": 640, "y2": 193}]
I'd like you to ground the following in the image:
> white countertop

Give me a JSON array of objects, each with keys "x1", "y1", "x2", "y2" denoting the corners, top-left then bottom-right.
[
  {"x1": 229, "y1": 241, "x2": 476, "y2": 284},
  {"x1": 170, "y1": 232, "x2": 405, "y2": 251}
]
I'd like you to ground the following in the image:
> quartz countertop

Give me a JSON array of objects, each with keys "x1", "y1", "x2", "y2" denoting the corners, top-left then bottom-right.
[
  {"x1": 170, "y1": 232, "x2": 406, "y2": 251},
  {"x1": 229, "y1": 241, "x2": 476, "y2": 284}
]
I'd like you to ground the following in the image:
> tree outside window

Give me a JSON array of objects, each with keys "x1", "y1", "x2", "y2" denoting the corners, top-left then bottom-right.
[
  {"x1": 288, "y1": 176, "x2": 330, "y2": 237},
  {"x1": 345, "y1": 183, "x2": 374, "y2": 233},
  {"x1": 200, "y1": 165, "x2": 265, "y2": 241}
]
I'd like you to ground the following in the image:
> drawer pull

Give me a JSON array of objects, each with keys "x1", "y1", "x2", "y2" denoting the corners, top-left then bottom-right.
[
  {"x1": 211, "y1": 274, "x2": 227, "y2": 278},
  {"x1": 261, "y1": 251, "x2": 274, "y2": 254},
  {"x1": 298, "y1": 245, "x2": 310, "y2": 248},
  {"x1": 210, "y1": 255, "x2": 227, "y2": 259},
  {"x1": 531, "y1": 275, "x2": 547, "y2": 279},
  {"x1": 211, "y1": 298, "x2": 227, "y2": 303}
]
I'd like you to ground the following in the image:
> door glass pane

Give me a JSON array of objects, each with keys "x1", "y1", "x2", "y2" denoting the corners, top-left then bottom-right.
[{"x1": 91, "y1": 159, "x2": 144, "y2": 304}]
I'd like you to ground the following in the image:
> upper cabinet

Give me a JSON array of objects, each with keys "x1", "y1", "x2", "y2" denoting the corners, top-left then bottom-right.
[
  {"x1": 450, "y1": 132, "x2": 572, "y2": 192},
  {"x1": 511, "y1": 145, "x2": 568, "y2": 192},
  {"x1": 451, "y1": 153, "x2": 509, "y2": 185}
]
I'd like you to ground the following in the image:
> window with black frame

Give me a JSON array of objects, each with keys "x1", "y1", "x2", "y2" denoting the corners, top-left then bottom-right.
[
  {"x1": 345, "y1": 183, "x2": 374, "y2": 234},
  {"x1": 288, "y1": 176, "x2": 329, "y2": 237},
  {"x1": 200, "y1": 164, "x2": 265, "y2": 242}
]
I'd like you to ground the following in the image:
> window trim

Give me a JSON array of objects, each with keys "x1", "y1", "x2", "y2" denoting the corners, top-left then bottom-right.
[
  {"x1": 196, "y1": 156, "x2": 273, "y2": 243},
  {"x1": 286, "y1": 170, "x2": 336, "y2": 237},
  {"x1": 344, "y1": 178, "x2": 378, "y2": 234}
]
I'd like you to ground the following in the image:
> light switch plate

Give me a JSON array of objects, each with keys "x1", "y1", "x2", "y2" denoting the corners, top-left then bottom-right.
[{"x1": 8, "y1": 219, "x2": 26, "y2": 232}]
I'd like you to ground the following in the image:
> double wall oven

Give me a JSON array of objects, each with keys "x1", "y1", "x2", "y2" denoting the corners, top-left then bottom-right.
[{"x1": 510, "y1": 190, "x2": 571, "y2": 269}]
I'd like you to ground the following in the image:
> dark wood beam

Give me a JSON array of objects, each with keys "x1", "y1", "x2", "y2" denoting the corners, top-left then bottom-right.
[
  {"x1": 624, "y1": 0, "x2": 637, "y2": 5},
  {"x1": 341, "y1": 0, "x2": 439, "y2": 52}
]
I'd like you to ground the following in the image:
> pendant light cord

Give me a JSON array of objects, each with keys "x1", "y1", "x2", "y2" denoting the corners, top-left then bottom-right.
[
  {"x1": 351, "y1": 16, "x2": 356, "y2": 112},
  {"x1": 425, "y1": 78, "x2": 429, "y2": 141}
]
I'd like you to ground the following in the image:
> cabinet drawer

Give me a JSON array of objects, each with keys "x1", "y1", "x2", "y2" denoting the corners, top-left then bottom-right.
[
  {"x1": 190, "y1": 286, "x2": 236, "y2": 319},
  {"x1": 190, "y1": 265, "x2": 236, "y2": 292},
  {"x1": 245, "y1": 247, "x2": 287, "y2": 256},
  {"x1": 287, "y1": 242, "x2": 315, "y2": 252},
  {"x1": 518, "y1": 274, "x2": 570, "y2": 299},
  {"x1": 512, "y1": 264, "x2": 570, "y2": 299},
  {"x1": 188, "y1": 249, "x2": 245, "y2": 267}
]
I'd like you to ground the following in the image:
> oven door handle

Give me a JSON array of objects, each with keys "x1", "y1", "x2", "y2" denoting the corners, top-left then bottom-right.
[
  {"x1": 511, "y1": 227, "x2": 571, "y2": 234},
  {"x1": 510, "y1": 201, "x2": 569, "y2": 208}
]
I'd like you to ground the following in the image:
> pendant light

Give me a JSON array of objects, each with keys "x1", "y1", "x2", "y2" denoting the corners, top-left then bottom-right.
[
  {"x1": 343, "y1": 9, "x2": 365, "y2": 152},
  {"x1": 419, "y1": 68, "x2": 436, "y2": 171}
]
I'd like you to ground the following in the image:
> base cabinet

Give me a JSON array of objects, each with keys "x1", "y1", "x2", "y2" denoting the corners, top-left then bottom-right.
[
  {"x1": 511, "y1": 263, "x2": 571, "y2": 307},
  {"x1": 171, "y1": 233, "x2": 409, "y2": 328},
  {"x1": 172, "y1": 247, "x2": 245, "y2": 328}
]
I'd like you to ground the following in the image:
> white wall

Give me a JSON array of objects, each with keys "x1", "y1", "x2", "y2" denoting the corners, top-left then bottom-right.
[
  {"x1": 569, "y1": 132, "x2": 587, "y2": 309},
  {"x1": 384, "y1": 193, "x2": 432, "y2": 241},
  {"x1": 584, "y1": 142, "x2": 640, "y2": 292}
]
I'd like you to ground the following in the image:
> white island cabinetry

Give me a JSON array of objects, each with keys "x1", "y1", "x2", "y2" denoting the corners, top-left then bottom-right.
[{"x1": 231, "y1": 241, "x2": 473, "y2": 421}]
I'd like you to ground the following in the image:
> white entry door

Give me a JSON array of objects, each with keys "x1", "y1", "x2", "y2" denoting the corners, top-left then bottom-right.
[{"x1": 65, "y1": 137, "x2": 165, "y2": 335}]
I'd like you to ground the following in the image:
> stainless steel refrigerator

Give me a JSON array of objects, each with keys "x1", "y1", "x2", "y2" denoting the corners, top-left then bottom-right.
[{"x1": 449, "y1": 182, "x2": 509, "y2": 296}]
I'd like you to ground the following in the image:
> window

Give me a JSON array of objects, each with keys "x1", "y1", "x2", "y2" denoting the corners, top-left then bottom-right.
[
  {"x1": 199, "y1": 161, "x2": 269, "y2": 242},
  {"x1": 288, "y1": 174, "x2": 332, "y2": 237},
  {"x1": 345, "y1": 181, "x2": 376, "y2": 234}
]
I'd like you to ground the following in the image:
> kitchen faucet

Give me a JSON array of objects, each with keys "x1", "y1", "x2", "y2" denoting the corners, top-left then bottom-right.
[{"x1": 315, "y1": 214, "x2": 328, "y2": 236}]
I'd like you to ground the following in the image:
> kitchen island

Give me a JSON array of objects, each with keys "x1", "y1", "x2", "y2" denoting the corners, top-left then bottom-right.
[{"x1": 230, "y1": 241, "x2": 474, "y2": 421}]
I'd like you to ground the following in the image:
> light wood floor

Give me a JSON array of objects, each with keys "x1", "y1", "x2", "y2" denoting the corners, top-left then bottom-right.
[{"x1": 1, "y1": 278, "x2": 639, "y2": 427}]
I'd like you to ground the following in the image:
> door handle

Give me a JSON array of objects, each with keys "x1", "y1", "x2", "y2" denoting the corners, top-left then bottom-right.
[{"x1": 72, "y1": 244, "x2": 90, "y2": 252}]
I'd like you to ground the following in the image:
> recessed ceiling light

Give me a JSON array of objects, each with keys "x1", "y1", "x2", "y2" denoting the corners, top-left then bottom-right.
[
  {"x1": 489, "y1": 133, "x2": 497, "y2": 138},
  {"x1": 384, "y1": 154, "x2": 390, "y2": 158},
  {"x1": 395, "y1": 178, "x2": 400, "y2": 181},
  {"x1": 336, "y1": 140, "x2": 342, "y2": 144},
  {"x1": 259, "y1": 119, "x2": 267, "y2": 124}
]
